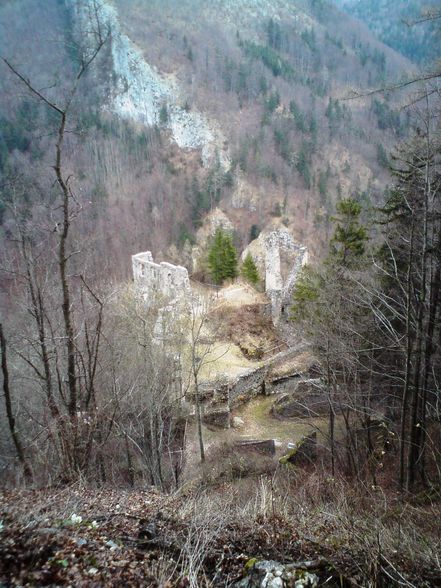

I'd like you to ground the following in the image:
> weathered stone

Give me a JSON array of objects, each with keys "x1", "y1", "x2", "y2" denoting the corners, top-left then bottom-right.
[
  {"x1": 238, "y1": 334, "x2": 265, "y2": 360},
  {"x1": 132, "y1": 251, "x2": 191, "y2": 307},
  {"x1": 235, "y1": 439, "x2": 276, "y2": 456},
  {"x1": 66, "y1": 0, "x2": 229, "y2": 168},
  {"x1": 271, "y1": 380, "x2": 327, "y2": 418},
  {"x1": 279, "y1": 433, "x2": 317, "y2": 466},
  {"x1": 232, "y1": 416, "x2": 245, "y2": 429},
  {"x1": 203, "y1": 409, "x2": 231, "y2": 430},
  {"x1": 229, "y1": 366, "x2": 267, "y2": 405},
  {"x1": 232, "y1": 174, "x2": 259, "y2": 211},
  {"x1": 234, "y1": 559, "x2": 321, "y2": 587},
  {"x1": 242, "y1": 228, "x2": 308, "y2": 325}
]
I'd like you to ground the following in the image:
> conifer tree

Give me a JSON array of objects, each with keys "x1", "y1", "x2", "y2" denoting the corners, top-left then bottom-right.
[
  {"x1": 159, "y1": 103, "x2": 169, "y2": 125},
  {"x1": 241, "y1": 253, "x2": 260, "y2": 286},
  {"x1": 207, "y1": 228, "x2": 238, "y2": 284},
  {"x1": 330, "y1": 198, "x2": 368, "y2": 266}
]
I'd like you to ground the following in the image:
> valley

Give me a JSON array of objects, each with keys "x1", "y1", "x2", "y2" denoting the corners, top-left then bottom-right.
[{"x1": 0, "y1": 0, "x2": 440, "y2": 586}]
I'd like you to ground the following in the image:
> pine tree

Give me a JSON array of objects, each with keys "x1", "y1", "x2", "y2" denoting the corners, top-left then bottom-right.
[
  {"x1": 241, "y1": 253, "x2": 260, "y2": 286},
  {"x1": 207, "y1": 228, "x2": 238, "y2": 284},
  {"x1": 330, "y1": 198, "x2": 368, "y2": 266}
]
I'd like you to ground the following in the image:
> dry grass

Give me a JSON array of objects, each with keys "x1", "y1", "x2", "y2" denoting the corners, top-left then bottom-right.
[
  {"x1": 210, "y1": 303, "x2": 284, "y2": 359},
  {"x1": 181, "y1": 469, "x2": 441, "y2": 587},
  {"x1": 1, "y1": 471, "x2": 440, "y2": 586}
]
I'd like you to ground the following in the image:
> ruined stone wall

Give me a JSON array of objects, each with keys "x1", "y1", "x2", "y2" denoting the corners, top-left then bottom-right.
[
  {"x1": 228, "y1": 366, "x2": 268, "y2": 405},
  {"x1": 281, "y1": 246, "x2": 308, "y2": 312},
  {"x1": 263, "y1": 230, "x2": 308, "y2": 324},
  {"x1": 132, "y1": 251, "x2": 191, "y2": 306}
]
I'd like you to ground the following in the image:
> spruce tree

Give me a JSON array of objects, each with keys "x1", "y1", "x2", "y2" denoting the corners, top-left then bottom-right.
[
  {"x1": 241, "y1": 253, "x2": 260, "y2": 286},
  {"x1": 159, "y1": 104, "x2": 169, "y2": 125},
  {"x1": 207, "y1": 228, "x2": 238, "y2": 284},
  {"x1": 330, "y1": 198, "x2": 368, "y2": 266}
]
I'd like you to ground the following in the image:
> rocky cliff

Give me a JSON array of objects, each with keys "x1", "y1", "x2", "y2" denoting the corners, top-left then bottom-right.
[{"x1": 67, "y1": 0, "x2": 229, "y2": 167}]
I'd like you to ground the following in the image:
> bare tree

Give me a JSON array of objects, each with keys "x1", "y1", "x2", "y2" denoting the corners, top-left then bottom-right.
[
  {"x1": 0, "y1": 322, "x2": 32, "y2": 482},
  {"x1": 0, "y1": 5, "x2": 110, "y2": 477}
]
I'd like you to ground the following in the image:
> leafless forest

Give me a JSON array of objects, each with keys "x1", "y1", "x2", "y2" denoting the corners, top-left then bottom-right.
[{"x1": 0, "y1": 0, "x2": 440, "y2": 586}]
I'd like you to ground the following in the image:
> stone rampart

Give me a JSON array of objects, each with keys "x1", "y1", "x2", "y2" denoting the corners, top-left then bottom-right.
[
  {"x1": 228, "y1": 366, "x2": 268, "y2": 405},
  {"x1": 264, "y1": 230, "x2": 308, "y2": 324},
  {"x1": 132, "y1": 251, "x2": 191, "y2": 306}
]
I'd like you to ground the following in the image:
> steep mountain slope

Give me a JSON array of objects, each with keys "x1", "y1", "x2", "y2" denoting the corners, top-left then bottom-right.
[
  {"x1": 0, "y1": 0, "x2": 414, "y2": 280},
  {"x1": 333, "y1": 0, "x2": 440, "y2": 64}
]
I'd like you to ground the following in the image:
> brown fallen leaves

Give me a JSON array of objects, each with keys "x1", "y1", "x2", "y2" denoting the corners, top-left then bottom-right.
[{"x1": 1, "y1": 482, "x2": 440, "y2": 587}]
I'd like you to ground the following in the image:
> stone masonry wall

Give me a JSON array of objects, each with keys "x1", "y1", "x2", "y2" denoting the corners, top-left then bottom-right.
[
  {"x1": 132, "y1": 251, "x2": 191, "y2": 306},
  {"x1": 228, "y1": 366, "x2": 268, "y2": 405},
  {"x1": 264, "y1": 229, "x2": 308, "y2": 324}
]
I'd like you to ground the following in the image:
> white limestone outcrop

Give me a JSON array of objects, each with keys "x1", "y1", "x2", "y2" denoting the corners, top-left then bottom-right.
[{"x1": 66, "y1": 0, "x2": 229, "y2": 167}]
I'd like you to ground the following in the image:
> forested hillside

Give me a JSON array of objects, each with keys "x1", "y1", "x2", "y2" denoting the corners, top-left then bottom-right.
[
  {"x1": 0, "y1": 1, "x2": 440, "y2": 587},
  {"x1": 0, "y1": 0, "x2": 412, "y2": 282},
  {"x1": 333, "y1": 0, "x2": 440, "y2": 64}
]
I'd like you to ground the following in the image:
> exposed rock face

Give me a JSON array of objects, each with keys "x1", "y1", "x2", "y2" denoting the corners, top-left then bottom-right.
[
  {"x1": 232, "y1": 175, "x2": 259, "y2": 211},
  {"x1": 206, "y1": 208, "x2": 235, "y2": 236},
  {"x1": 242, "y1": 227, "x2": 308, "y2": 325},
  {"x1": 66, "y1": 0, "x2": 229, "y2": 167}
]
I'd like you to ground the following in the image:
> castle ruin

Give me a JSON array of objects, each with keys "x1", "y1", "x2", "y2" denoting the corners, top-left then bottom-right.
[
  {"x1": 242, "y1": 227, "x2": 308, "y2": 325},
  {"x1": 264, "y1": 231, "x2": 308, "y2": 324},
  {"x1": 132, "y1": 251, "x2": 191, "y2": 307}
]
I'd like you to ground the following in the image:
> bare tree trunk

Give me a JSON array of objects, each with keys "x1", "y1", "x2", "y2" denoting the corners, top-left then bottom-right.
[
  {"x1": 55, "y1": 112, "x2": 78, "y2": 418},
  {"x1": 19, "y1": 232, "x2": 59, "y2": 418},
  {"x1": 194, "y1": 370, "x2": 205, "y2": 463},
  {"x1": 400, "y1": 219, "x2": 415, "y2": 490},
  {"x1": 125, "y1": 433, "x2": 134, "y2": 487},
  {"x1": 326, "y1": 339, "x2": 335, "y2": 476},
  {"x1": 0, "y1": 323, "x2": 33, "y2": 482},
  {"x1": 407, "y1": 107, "x2": 431, "y2": 491},
  {"x1": 420, "y1": 257, "x2": 441, "y2": 481}
]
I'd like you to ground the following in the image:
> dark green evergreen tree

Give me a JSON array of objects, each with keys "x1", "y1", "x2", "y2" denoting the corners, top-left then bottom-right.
[
  {"x1": 241, "y1": 253, "x2": 260, "y2": 286},
  {"x1": 330, "y1": 198, "x2": 368, "y2": 266},
  {"x1": 249, "y1": 224, "x2": 261, "y2": 241},
  {"x1": 159, "y1": 104, "x2": 169, "y2": 125},
  {"x1": 207, "y1": 228, "x2": 238, "y2": 284},
  {"x1": 376, "y1": 143, "x2": 389, "y2": 168}
]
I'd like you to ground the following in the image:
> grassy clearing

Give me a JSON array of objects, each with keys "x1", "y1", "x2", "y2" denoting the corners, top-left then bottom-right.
[{"x1": 233, "y1": 394, "x2": 328, "y2": 446}]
